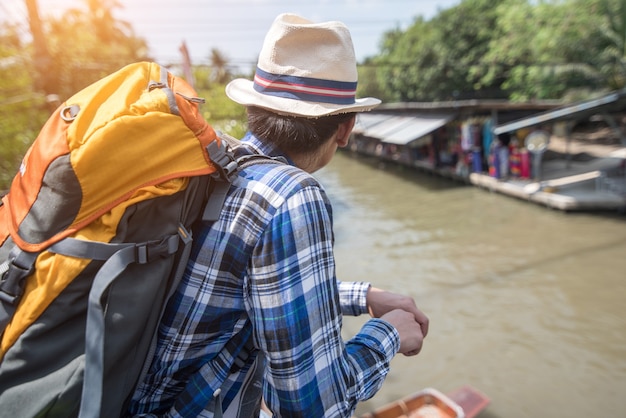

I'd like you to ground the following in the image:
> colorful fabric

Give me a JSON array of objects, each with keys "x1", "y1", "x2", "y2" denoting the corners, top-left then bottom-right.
[{"x1": 129, "y1": 134, "x2": 399, "y2": 417}]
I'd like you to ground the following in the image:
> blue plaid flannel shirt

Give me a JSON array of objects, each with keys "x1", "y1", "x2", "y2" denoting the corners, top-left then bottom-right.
[{"x1": 129, "y1": 134, "x2": 400, "y2": 417}]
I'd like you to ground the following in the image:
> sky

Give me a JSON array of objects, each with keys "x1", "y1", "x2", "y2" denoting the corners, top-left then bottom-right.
[{"x1": 3, "y1": 0, "x2": 461, "y2": 71}]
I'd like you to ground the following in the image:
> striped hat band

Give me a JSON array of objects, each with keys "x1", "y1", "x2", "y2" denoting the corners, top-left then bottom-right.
[{"x1": 253, "y1": 67, "x2": 357, "y2": 105}]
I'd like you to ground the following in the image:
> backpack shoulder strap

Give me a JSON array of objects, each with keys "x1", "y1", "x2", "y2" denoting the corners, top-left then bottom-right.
[
  {"x1": 201, "y1": 133, "x2": 239, "y2": 223},
  {"x1": 201, "y1": 132, "x2": 287, "y2": 223}
]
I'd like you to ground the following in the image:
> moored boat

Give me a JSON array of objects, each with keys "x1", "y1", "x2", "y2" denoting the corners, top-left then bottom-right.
[{"x1": 359, "y1": 386, "x2": 490, "y2": 418}]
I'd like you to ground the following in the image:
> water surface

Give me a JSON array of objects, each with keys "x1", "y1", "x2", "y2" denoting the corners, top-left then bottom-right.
[{"x1": 316, "y1": 152, "x2": 626, "y2": 418}]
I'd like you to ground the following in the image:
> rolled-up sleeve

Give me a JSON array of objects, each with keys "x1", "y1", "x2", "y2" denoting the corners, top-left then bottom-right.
[{"x1": 338, "y1": 281, "x2": 370, "y2": 316}]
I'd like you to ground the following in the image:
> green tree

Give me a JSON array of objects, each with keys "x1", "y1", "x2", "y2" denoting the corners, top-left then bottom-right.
[
  {"x1": 376, "y1": 0, "x2": 514, "y2": 101},
  {"x1": 192, "y1": 65, "x2": 213, "y2": 90},
  {"x1": 357, "y1": 57, "x2": 390, "y2": 102},
  {"x1": 594, "y1": 0, "x2": 626, "y2": 89},
  {"x1": 371, "y1": 0, "x2": 621, "y2": 102},
  {"x1": 195, "y1": 81, "x2": 247, "y2": 140},
  {"x1": 1, "y1": 0, "x2": 150, "y2": 191},
  {"x1": 44, "y1": 0, "x2": 150, "y2": 99},
  {"x1": 429, "y1": 0, "x2": 509, "y2": 99},
  {"x1": 375, "y1": 20, "x2": 441, "y2": 101},
  {"x1": 0, "y1": 23, "x2": 48, "y2": 192},
  {"x1": 482, "y1": 0, "x2": 605, "y2": 100}
]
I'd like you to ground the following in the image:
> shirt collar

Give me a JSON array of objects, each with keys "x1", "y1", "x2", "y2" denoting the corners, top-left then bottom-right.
[{"x1": 240, "y1": 132, "x2": 296, "y2": 166}]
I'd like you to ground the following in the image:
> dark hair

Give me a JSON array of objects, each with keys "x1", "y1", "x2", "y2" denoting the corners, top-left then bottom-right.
[{"x1": 246, "y1": 106, "x2": 355, "y2": 155}]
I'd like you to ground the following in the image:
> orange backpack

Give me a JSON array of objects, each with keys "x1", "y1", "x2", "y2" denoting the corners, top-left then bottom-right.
[{"x1": 0, "y1": 62, "x2": 240, "y2": 417}]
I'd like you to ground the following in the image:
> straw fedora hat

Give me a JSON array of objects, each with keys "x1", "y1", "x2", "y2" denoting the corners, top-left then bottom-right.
[{"x1": 226, "y1": 13, "x2": 381, "y2": 117}]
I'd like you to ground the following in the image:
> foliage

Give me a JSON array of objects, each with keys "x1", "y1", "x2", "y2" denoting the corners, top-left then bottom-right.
[
  {"x1": 1, "y1": 0, "x2": 151, "y2": 191},
  {"x1": 357, "y1": 57, "x2": 391, "y2": 102},
  {"x1": 0, "y1": 23, "x2": 49, "y2": 192},
  {"x1": 365, "y1": 0, "x2": 626, "y2": 102},
  {"x1": 43, "y1": 0, "x2": 151, "y2": 100},
  {"x1": 371, "y1": 20, "x2": 442, "y2": 101},
  {"x1": 5, "y1": 0, "x2": 626, "y2": 190},
  {"x1": 196, "y1": 83, "x2": 247, "y2": 140},
  {"x1": 594, "y1": 0, "x2": 626, "y2": 89},
  {"x1": 0, "y1": 0, "x2": 251, "y2": 192},
  {"x1": 372, "y1": 0, "x2": 513, "y2": 101},
  {"x1": 430, "y1": 0, "x2": 506, "y2": 99},
  {"x1": 482, "y1": 0, "x2": 606, "y2": 100},
  {"x1": 192, "y1": 66, "x2": 213, "y2": 91}
]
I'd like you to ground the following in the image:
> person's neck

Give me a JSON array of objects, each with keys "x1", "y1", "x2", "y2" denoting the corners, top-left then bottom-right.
[
  {"x1": 287, "y1": 152, "x2": 321, "y2": 173},
  {"x1": 288, "y1": 132, "x2": 339, "y2": 173}
]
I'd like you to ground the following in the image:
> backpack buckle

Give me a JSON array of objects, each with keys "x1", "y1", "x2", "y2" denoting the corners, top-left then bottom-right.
[
  {"x1": 207, "y1": 140, "x2": 239, "y2": 182},
  {"x1": 0, "y1": 258, "x2": 32, "y2": 304},
  {"x1": 134, "y1": 235, "x2": 180, "y2": 264}
]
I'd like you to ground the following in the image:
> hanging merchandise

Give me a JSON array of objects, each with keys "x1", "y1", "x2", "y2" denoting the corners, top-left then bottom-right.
[
  {"x1": 482, "y1": 119, "x2": 494, "y2": 160},
  {"x1": 509, "y1": 147, "x2": 521, "y2": 178},
  {"x1": 472, "y1": 147, "x2": 483, "y2": 173},
  {"x1": 498, "y1": 143, "x2": 509, "y2": 179},
  {"x1": 488, "y1": 141, "x2": 501, "y2": 178},
  {"x1": 461, "y1": 122, "x2": 473, "y2": 152},
  {"x1": 520, "y1": 149, "x2": 530, "y2": 179},
  {"x1": 470, "y1": 124, "x2": 482, "y2": 148}
]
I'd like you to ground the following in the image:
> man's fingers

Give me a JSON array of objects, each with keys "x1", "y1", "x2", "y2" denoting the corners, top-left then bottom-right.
[{"x1": 415, "y1": 310, "x2": 429, "y2": 337}]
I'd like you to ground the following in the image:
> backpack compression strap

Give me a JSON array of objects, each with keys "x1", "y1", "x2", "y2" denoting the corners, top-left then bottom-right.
[
  {"x1": 75, "y1": 136, "x2": 241, "y2": 417},
  {"x1": 0, "y1": 249, "x2": 38, "y2": 331},
  {"x1": 0, "y1": 231, "x2": 182, "y2": 418},
  {"x1": 48, "y1": 231, "x2": 183, "y2": 418}
]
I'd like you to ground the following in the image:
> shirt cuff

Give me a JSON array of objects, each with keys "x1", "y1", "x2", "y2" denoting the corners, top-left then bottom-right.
[
  {"x1": 338, "y1": 281, "x2": 371, "y2": 316},
  {"x1": 359, "y1": 318, "x2": 401, "y2": 358}
]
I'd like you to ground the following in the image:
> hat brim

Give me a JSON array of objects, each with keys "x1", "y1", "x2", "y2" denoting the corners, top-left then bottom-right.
[{"x1": 226, "y1": 79, "x2": 381, "y2": 117}]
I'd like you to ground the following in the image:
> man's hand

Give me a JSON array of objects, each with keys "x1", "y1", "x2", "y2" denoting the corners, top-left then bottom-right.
[
  {"x1": 380, "y1": 309, "x2": 425, "y2": 356},
  {"x1": 366, "y1": 287, "x2": 429, "y2": 355}
]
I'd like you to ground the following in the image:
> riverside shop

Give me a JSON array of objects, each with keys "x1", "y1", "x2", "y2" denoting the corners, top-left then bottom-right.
[
  {"x1": 349, "y1": 100, "x2": 559, "y2": 182},
  {"x1": 348, "y1": 92, "x2": 626, "y2": 211}
]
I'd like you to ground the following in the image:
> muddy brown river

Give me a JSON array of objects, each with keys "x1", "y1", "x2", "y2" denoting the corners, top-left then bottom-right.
[{"x1": 315, "y1": 152, "x2": 626, "y2": 418}]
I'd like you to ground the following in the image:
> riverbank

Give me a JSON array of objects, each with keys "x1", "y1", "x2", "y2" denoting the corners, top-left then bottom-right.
[
  {"x1": 348, "y1": 122, "x2": 626, "y2": 213},
  {"x1": 469, "y1": 136, "x2": 626, "y2": 212},
  {"x1": 350, "y1": 96, "x2": 626, "y2": 213}
]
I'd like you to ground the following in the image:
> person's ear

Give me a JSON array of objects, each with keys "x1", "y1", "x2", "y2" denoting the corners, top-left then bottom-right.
[{"x1": 336, "y1": 116, "x2": 356, "y2": 147}]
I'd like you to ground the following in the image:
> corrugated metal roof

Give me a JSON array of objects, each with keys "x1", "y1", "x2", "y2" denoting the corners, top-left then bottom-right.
[
  {"x1": 364, "y1": 116, "x2": 416, "y2": 139},
  {"x1": 494, "y1": 90, "x2": 626, "y2": 135},
  {"x1": 354, "y1": 113, "x2": 455, "y2": 145},
  {"x1": 353, "y1": 113, "x2": 389, "y2": 133},
  {"x1": 382, "y1": 114, "x2": 454, "y2": 145}
]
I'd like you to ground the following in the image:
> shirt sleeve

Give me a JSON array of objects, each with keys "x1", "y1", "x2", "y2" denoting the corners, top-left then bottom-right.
[
  {"x1": 246, "y1": 184, "x2": 400, "y2": 418},
  {"x1": 337, "y1": 280, "x2": 371, "y2": 316}
]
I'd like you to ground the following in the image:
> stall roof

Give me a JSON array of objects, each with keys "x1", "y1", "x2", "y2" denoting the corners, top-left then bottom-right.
[
  {"x1": 354, "y1": 113, "x2": 455, "y2": 145},
  {"x1": 493, "y1": 89, "x2": 626, "y2": 135},
  {"x1": 382, "y1": 114, "x2": 455, "y2": 145},
  {"x1": 354, "y1": 113, "x2": 389, "y2": 133},
  {"x1": 364, "y1": 116, "x2": 416, "y2": 139}
]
